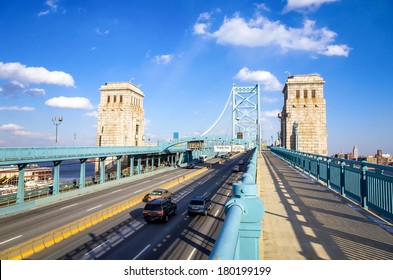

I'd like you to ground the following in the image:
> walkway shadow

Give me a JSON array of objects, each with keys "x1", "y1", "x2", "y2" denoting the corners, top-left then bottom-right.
[{"x1": 262, "y1": 151, "x2": 393, "y2": 260}]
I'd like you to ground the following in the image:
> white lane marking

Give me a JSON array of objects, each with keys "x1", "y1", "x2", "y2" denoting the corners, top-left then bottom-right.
[
  {"x1": 214, "y1": 210, "x2": 220, "y2": 217},
  {"x1": 187, "y1": 248, "x2": 197, "y2": 260},
  {"x1": 84, "y1": 240, "x2": 110, "y2": 256},
  {"x1": 133, "y1": 244, "x2": 151, "y2": 260},
  {"x1": 182, "y1": 210, "x2": 188, "y2": 216},
  {"x1": 0, "y1": 235, "x2": 23, "y2": 245},
  {"x1": 86, "y1": 204, "x2": 102, "y2": 212},
  {"x1": 111, "y1": 189, "x2": 123, "y2": 193},
  {"x1": 133, "y1": 189, "x2": 145, "y2": 193},
  {"x1": 60, "y1": 203, "x2": 77, "y2": 210}
]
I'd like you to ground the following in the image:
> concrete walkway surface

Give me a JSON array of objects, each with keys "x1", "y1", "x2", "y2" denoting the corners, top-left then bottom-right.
[{"x1": 258, "y1": 150, "x2": 393, "y2": 260}]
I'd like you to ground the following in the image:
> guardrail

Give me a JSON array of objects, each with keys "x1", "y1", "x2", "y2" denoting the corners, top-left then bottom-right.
[
  {"x1": 270, "y1": 146, "x2": 393, "y2": 223},
  {"x1": 209, "y1": 148, "x2": 264, "y2": 260}
]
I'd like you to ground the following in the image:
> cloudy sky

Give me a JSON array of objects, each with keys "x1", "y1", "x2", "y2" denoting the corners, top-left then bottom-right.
[{"x1": 0, "y1": 0, "x2": 392, "y2": 156}]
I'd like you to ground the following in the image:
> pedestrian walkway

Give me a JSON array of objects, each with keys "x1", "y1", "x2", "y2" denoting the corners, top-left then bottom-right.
[{"x1": 258, "y1": 150, "x2": 393, "y2": 260}]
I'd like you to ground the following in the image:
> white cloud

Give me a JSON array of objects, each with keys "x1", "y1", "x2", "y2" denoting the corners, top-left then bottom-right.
[
  {"x1": 0, "y1": 81, "x2": 46, "y2": 97},
  {"x1": 235, "y1": 67, "x2": 283, "y2": 91},
  {"x1": 25, "y1": 88, "x2": 46, "y2": 96},
  {"x1": 154, "y1": 54, "x2": 174, "y2": 64},
  {"x1": 38, "y1": 0, "x2": 65, "y2": 16},
  {"x1": 0, "y1": 123, "x2": 24, "y2": 131},
  {"x1": 0, "y1": 106, "x2": 35, "y2": 111},
  {"x1": 193, "y1": 22, "x2": 210, "y2": 35},
  {"x1": 194, "y1": 13, "x2": 350, "y2": 57},
  {"x1": 261, "y1": 96, "x2": 279, "y2": 104},
  {"x1": 45, "y1": 96, "x2": 94, "y2": 109},
  {"x1": 322, "y1": 44, "x2": 352, "y2": 56},
  {"x1": 84, "y1": 111, "x2": 98, "y2": 118},
  {"x1": 262, "y1": 109, "x2": 281, "y2": 118},
  {"x1": 284, "y1": 0, "x2": 338, "y2": 13},
  {"x1": 95, "y1": 28, "x2": 109, "y2": 35},
  {"x1": 260, "y1": 110, "x2": 281, "y2": 132},
  {"x1": 0, "y1": 123, "x2": 52, "y2": 141},
  {"x1": 0, "y1": 62, "x2": 75, "y2": 86}
]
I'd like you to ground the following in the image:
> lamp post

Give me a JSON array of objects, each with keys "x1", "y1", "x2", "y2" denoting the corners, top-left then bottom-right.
[{"x1": 52, "y1": 116, "x2": 63, "y2": 144}]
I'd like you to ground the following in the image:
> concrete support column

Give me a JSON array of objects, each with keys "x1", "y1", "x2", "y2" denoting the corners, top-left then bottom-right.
[
  {"x1": 53, "y1": 161, "x2": 61, "y2": 195},
  {"x1": 137, "y1": 158, "x2": 141, "y2": 175},
  {"x1": 116, "y1": 156, "x2": 122, "y2": 179},
  {"x1": 16, "y1": 163, "x2": 27, "y2": 204},
  {"x1": 145, "y1": 157, "x2": 149, "y2": 173},
  {"x1": 130, "y1": 156, "x2": 134, "y2": 176},
  {"x1": 99, "y1": 157, "x2": 106, "y2": 184},
  {"x1": 79, "y1": 159, "x2": 87, "y2": 189}
]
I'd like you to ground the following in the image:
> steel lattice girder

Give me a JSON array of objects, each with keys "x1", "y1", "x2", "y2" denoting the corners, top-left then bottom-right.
[{"x1": 232, "y1": 84, "x2": 261, "y2": 145}]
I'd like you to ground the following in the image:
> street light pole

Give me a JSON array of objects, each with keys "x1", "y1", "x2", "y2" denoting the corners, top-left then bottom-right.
[{"x1": 52, "y1": 116, "x2": 63, "y2": 144}]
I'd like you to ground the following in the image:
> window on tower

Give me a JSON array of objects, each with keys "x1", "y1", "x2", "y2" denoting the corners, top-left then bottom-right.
[
  {"x1": 296, "y1": 90, "x2": 300, "y2": 98},
  {"x1": 304, "y1": 90, "x2": 308, "y2": 98},
  {"x1": 312, "y1": 90, "x2": 316, "y2": 98}
]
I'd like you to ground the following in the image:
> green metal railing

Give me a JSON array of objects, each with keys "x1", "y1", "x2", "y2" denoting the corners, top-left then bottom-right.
[
  {"x1": 270, "y1": 146, "x2": 393, "y2": 222},
  {"x1": 209, "y1": 148, "x2": 264, "y2": 260}
]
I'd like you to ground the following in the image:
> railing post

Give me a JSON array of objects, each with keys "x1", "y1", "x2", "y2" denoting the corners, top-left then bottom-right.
[
  {"x1": 361, "y1": 162, "x2": 368, "y2": 209},
  {"x1": 327, "y1": 159, "x2": 331, "y2": 189},
  {"x1": 317, "y1": 157, "x2": 322, "y2": 181},
  {"x1": 231, "y1": 183, "x2": 264, "y2": 259},
  {"x1": 340, "y1": 161, "x2": 346, "y2": 197}
]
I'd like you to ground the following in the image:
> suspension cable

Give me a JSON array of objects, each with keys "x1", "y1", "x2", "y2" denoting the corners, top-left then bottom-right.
[{"x1": 202, "y1": 86, "x2": 233, "y2": 136}]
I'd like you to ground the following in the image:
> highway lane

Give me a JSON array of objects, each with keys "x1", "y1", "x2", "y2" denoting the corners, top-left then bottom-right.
[
  {"x1": 0, "y1": 159, "x2": 225, "y2": 252},
  {"x1": 28, "y1": 153, "x2": 250, "y2": 259}
]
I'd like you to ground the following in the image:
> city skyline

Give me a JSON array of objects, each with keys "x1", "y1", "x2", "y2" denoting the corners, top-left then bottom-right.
[{"x1": 0, "y1": 0, "x2": 392, "y2": 156}]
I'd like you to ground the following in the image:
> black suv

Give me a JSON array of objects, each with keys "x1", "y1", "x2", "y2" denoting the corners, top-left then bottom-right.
[
  {"x1": 188, "y1": 195, "x2": 211, "y2": 216},
  {"x1": 143, "y1": 198, "x2": 177, "y2": 223}
]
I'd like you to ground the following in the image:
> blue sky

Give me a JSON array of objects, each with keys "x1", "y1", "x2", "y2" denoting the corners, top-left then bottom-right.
[{"x1": 0, "y1": 0, "x2": 392, "y2": 156}]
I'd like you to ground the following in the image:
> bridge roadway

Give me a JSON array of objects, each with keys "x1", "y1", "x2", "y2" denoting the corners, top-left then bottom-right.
[
  {"x1": 259, "y1": 150, "x2": 393, "y2": 260},
  {"x1": 0, "y1": 152, "x2": 249, "y2": 260}
]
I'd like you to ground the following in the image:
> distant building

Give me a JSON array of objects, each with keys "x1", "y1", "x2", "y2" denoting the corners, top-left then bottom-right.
[
  {"x1": 345, "y1": 153, "x2": 354, "y2": 160},
  {"x1": 366, "y1": 155, "x2": 378, "y2": 164},
  {"x1": 353, "y1": 146, "x2": 359, "y2": 161},
  {"x1": 279, "y1": 74, "x2": 327, "y2": 155}
]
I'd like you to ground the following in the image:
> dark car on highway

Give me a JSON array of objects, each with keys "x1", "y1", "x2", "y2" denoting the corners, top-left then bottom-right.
[
  {"x1": 188, "y1": 195, "x2": 211, "y2": 216},
  {"x1": 232, "y1": 165, "x2": 240, "y2": 172},
  {"x1": 143, "y1": 198, "x2": 177, "y2": 223}
]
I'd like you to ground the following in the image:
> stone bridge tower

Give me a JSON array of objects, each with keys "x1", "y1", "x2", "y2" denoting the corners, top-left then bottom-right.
[
  {"x1": 96, "y1": 82, "x2": 145, "y2": 147},
  {"x1": 279, "y1": 74, "x2": 327, "y2": 155}
]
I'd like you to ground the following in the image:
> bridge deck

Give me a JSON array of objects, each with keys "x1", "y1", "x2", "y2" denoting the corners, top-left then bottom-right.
[{"x1": 258, "y1": 150, "x2": 393, "y2": 260}]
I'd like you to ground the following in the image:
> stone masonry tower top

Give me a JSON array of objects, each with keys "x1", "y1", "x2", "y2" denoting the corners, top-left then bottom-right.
[
  {"x1": 279, "y1": 74, "x2": 328, "y2": 155},
  {"x1": 96, "y1": 82, "x2": 145, "y2": 147}
]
